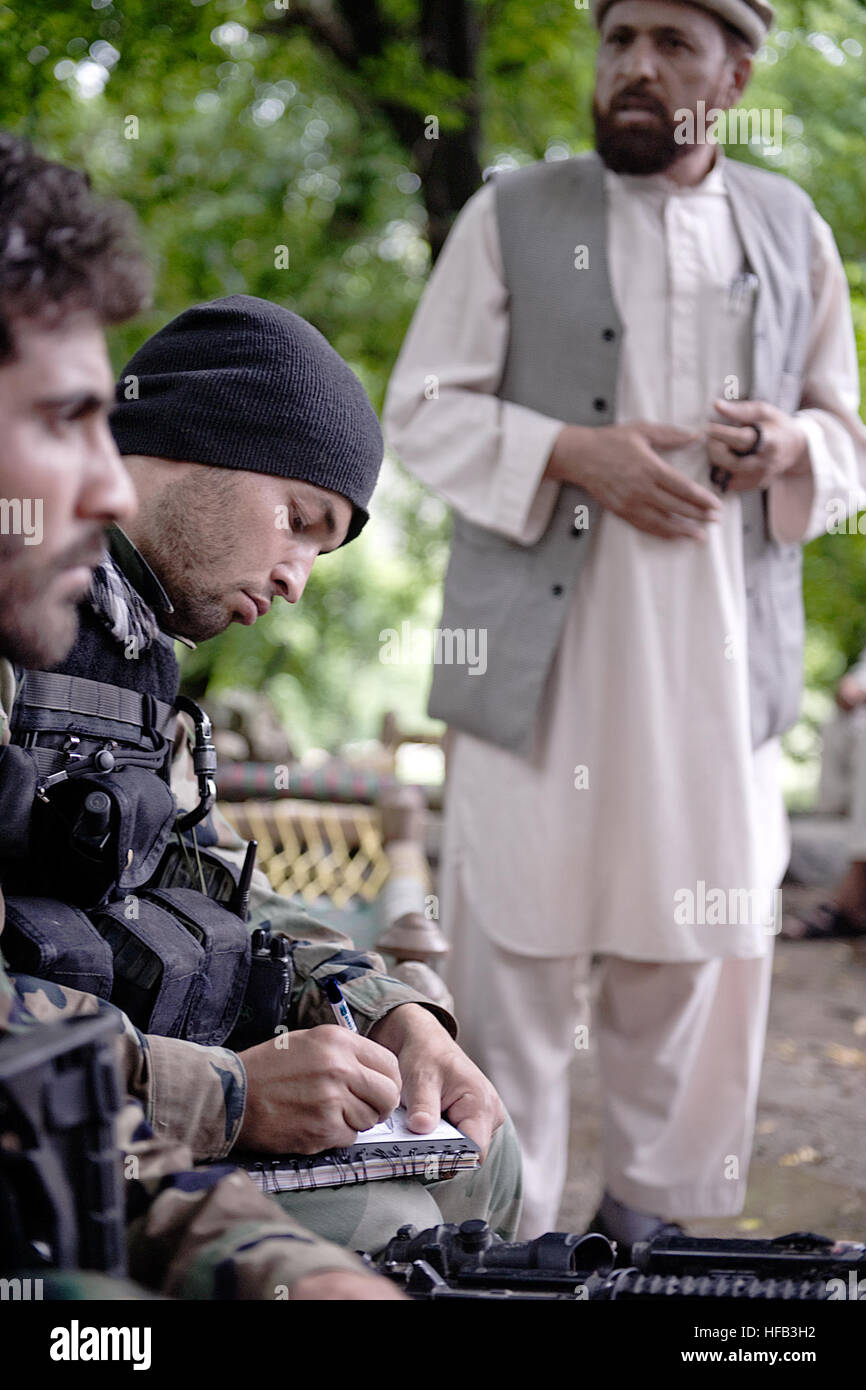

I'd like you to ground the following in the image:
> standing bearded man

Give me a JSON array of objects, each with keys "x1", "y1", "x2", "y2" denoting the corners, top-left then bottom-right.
[{"x1": 384, "y1": 0, "x2": 866, "y2": 1246}]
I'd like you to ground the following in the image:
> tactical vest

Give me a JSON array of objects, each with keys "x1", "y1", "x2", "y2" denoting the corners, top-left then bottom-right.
[
  {"x1": 428, "y1": 153, "x2": 814, "y2": 755},
  {"x1": 0, "y1": 577, "x2": 289, "y2": 1052}
]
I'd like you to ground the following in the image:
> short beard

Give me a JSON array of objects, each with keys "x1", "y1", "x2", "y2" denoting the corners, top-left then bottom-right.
[
  {"x1": 162, "y1": 584, "x2": 229, "y2": 644},
  {"x1": 130, "y1": 471, "x2": 238, "y2": 644},
  {"x1": 0, "y1": 591, "x2": 79, "y2": 667},
  {"x1": 0, "y1": 532, "x2": 105, "y2": 667},
  {"x1": 592, "y1": 95, "x2": 688, "y2": 176}
]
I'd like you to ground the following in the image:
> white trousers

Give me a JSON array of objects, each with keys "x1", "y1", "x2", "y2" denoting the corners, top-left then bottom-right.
[
  {"x1": 847, "y1": 711, "x2": 866, "y2": 858},
  {"x1": 445, "y1": 914, "x2": 775, "y2": 1238}
]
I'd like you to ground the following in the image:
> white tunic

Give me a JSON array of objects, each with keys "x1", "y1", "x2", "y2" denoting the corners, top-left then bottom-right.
[{"x1": 384, "y1": 151, "x2": 866, "y2": 962}]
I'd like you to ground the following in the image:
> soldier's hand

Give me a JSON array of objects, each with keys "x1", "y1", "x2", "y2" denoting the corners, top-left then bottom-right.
[
  {"x1": 236, "y1": 1025, "x2": 402, "y2": 1152},
  {"x1": 547, "y1": 420, "x2": 719, "y2": 541},
  {"x1": 291, "y1": 1271, "x2": 409, "y2": 1301},
  {"x1": 369, "y1": 1002, "x2": 505, "y2": 1161}
]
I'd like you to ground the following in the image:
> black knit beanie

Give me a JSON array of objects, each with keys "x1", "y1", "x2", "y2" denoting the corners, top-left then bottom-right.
[{"x1": 110, "y1": 294, "x2": 383, "y2": 544}]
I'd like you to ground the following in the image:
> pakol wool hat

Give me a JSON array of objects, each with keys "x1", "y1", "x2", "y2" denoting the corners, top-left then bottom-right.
[
  {"x1": 110, "y1": 294, "x2": 383, "y2": 544},
  {"x1": 591, "y1": 0, "x2": 774, "y2": 51}
]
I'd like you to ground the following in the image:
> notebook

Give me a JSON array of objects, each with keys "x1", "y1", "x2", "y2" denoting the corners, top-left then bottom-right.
[{"x1": 237, "y1": 1107, "x2": 480, "y2": 1193}]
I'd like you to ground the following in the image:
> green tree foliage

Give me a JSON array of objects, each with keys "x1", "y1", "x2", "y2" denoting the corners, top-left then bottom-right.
[{"x1": 0, "y1": 0, "x2": 864, "y2": 754}]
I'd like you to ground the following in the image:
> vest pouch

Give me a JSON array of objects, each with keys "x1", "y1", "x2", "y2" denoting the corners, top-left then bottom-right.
[
  {"x1": 90, "y1": 896, "x2": 205, "y2": 1038},
  {"x1": 0, "y1": 744, "x2": 39, "y2": 861},
  {"x1": 2, "y1": 896, "x2": 114, "y2": 998},
  {"x1": 137, "y1": 886, "x2": 251, "y2": 1047},
  {"x1": 28, "y1": 766, "x2": 177, "y2": 910},
  {"x1": 148, "y1": 839, "x2": 239, "y2": 904}
]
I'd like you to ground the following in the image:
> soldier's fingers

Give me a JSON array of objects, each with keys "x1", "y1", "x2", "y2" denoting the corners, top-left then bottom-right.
[
  {"x1": 290, "y1": 1115, "x2": 360, "y2": 1153},
  {"x1": 402, "y1": 1063, "x2": 443, "y2": 1134},
  {"x1": 339, "y1": 1093, "x2": 382, "y2": 1134},
  {"x1": 348, "y1": 1060, "x2": 403, "y2": 1121},
  {"x1": 446, "y1": 1094, "x2": 495, "y2": 1161},
  {"x1": 348, "y1": 1030, "x2": 404, "y2": 1087}
]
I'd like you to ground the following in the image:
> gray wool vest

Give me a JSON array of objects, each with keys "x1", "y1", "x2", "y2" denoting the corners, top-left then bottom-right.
[{"x1": 428, "y1": 152, "x2": 815, "y2": 756}]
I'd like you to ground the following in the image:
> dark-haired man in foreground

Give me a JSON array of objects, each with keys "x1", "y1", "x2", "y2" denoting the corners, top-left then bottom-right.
[{"x1": 0, "y1": 131, "x2": 414, "y2": 1298}]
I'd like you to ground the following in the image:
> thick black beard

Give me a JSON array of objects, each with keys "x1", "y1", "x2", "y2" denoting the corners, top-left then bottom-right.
[{"x1": 592, "y1": 98, "x2": 689, "y2": 175}]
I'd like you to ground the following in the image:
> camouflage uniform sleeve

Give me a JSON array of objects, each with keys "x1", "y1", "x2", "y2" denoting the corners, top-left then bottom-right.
[
  {"x1": 10, "y1": 972, "x2": 247, "y2": 1162},
  {"x1": 0, "y1": 959, "x2": 374, "y2": 1296},
  {"x1": 244, "y1": 863, "x2": 458, "y2": 1039},
  {"x1": 171, "y1": 730, "x2": 457, "y2": 1039},
  {"x1": 0, "y1": 955, "x2": 35, "y2": 1034}
]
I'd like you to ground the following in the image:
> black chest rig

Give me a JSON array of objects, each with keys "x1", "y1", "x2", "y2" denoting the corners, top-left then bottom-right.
[{"x1": 1, "y1": 575, "x2": 291, "y2": 1052}]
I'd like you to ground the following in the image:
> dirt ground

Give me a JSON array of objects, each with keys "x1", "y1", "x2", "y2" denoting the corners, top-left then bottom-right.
[{"x1": 557, "y1": 885, "x2": 866, "y2": 1240}]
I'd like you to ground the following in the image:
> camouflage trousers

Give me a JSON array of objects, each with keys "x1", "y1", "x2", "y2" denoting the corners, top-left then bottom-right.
[{"x1": 268, "y1": 1114, "x2": 523, "y2": 1255}]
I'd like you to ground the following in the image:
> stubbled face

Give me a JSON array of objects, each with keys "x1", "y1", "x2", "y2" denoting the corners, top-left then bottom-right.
[
  {"x1": 0, "y1": 312, "x2": 136, "y2": 666},
  {"x1": 122, "y1": 459, "x2": 354, "y2": 642},
  {"x1": 593, "y1": 0, "x2": 744, "y2": 174}
]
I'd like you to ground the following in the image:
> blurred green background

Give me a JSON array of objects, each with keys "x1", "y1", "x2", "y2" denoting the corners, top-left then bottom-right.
[{"x1": 2, "y1": 0, "x2": 865, "y2": 801}]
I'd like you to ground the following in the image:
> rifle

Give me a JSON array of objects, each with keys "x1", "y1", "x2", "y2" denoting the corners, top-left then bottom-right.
[
  {"x1": 0, "y1": 1011, "x2": 127, "y2": 1277},
  {"x1": 371, "y1": 1220, "x2": 866, "y2": 1300}
]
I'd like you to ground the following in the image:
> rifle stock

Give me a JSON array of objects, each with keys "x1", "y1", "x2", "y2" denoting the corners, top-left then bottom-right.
[{"x1": 0, "y1": 1011, "x2": 127, "y2": 1277}]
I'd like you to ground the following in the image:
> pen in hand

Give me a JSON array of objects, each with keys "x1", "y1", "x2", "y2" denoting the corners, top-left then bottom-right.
[{"x1": 324, "y1": 977, "x2": 359, "y2": 1032}]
